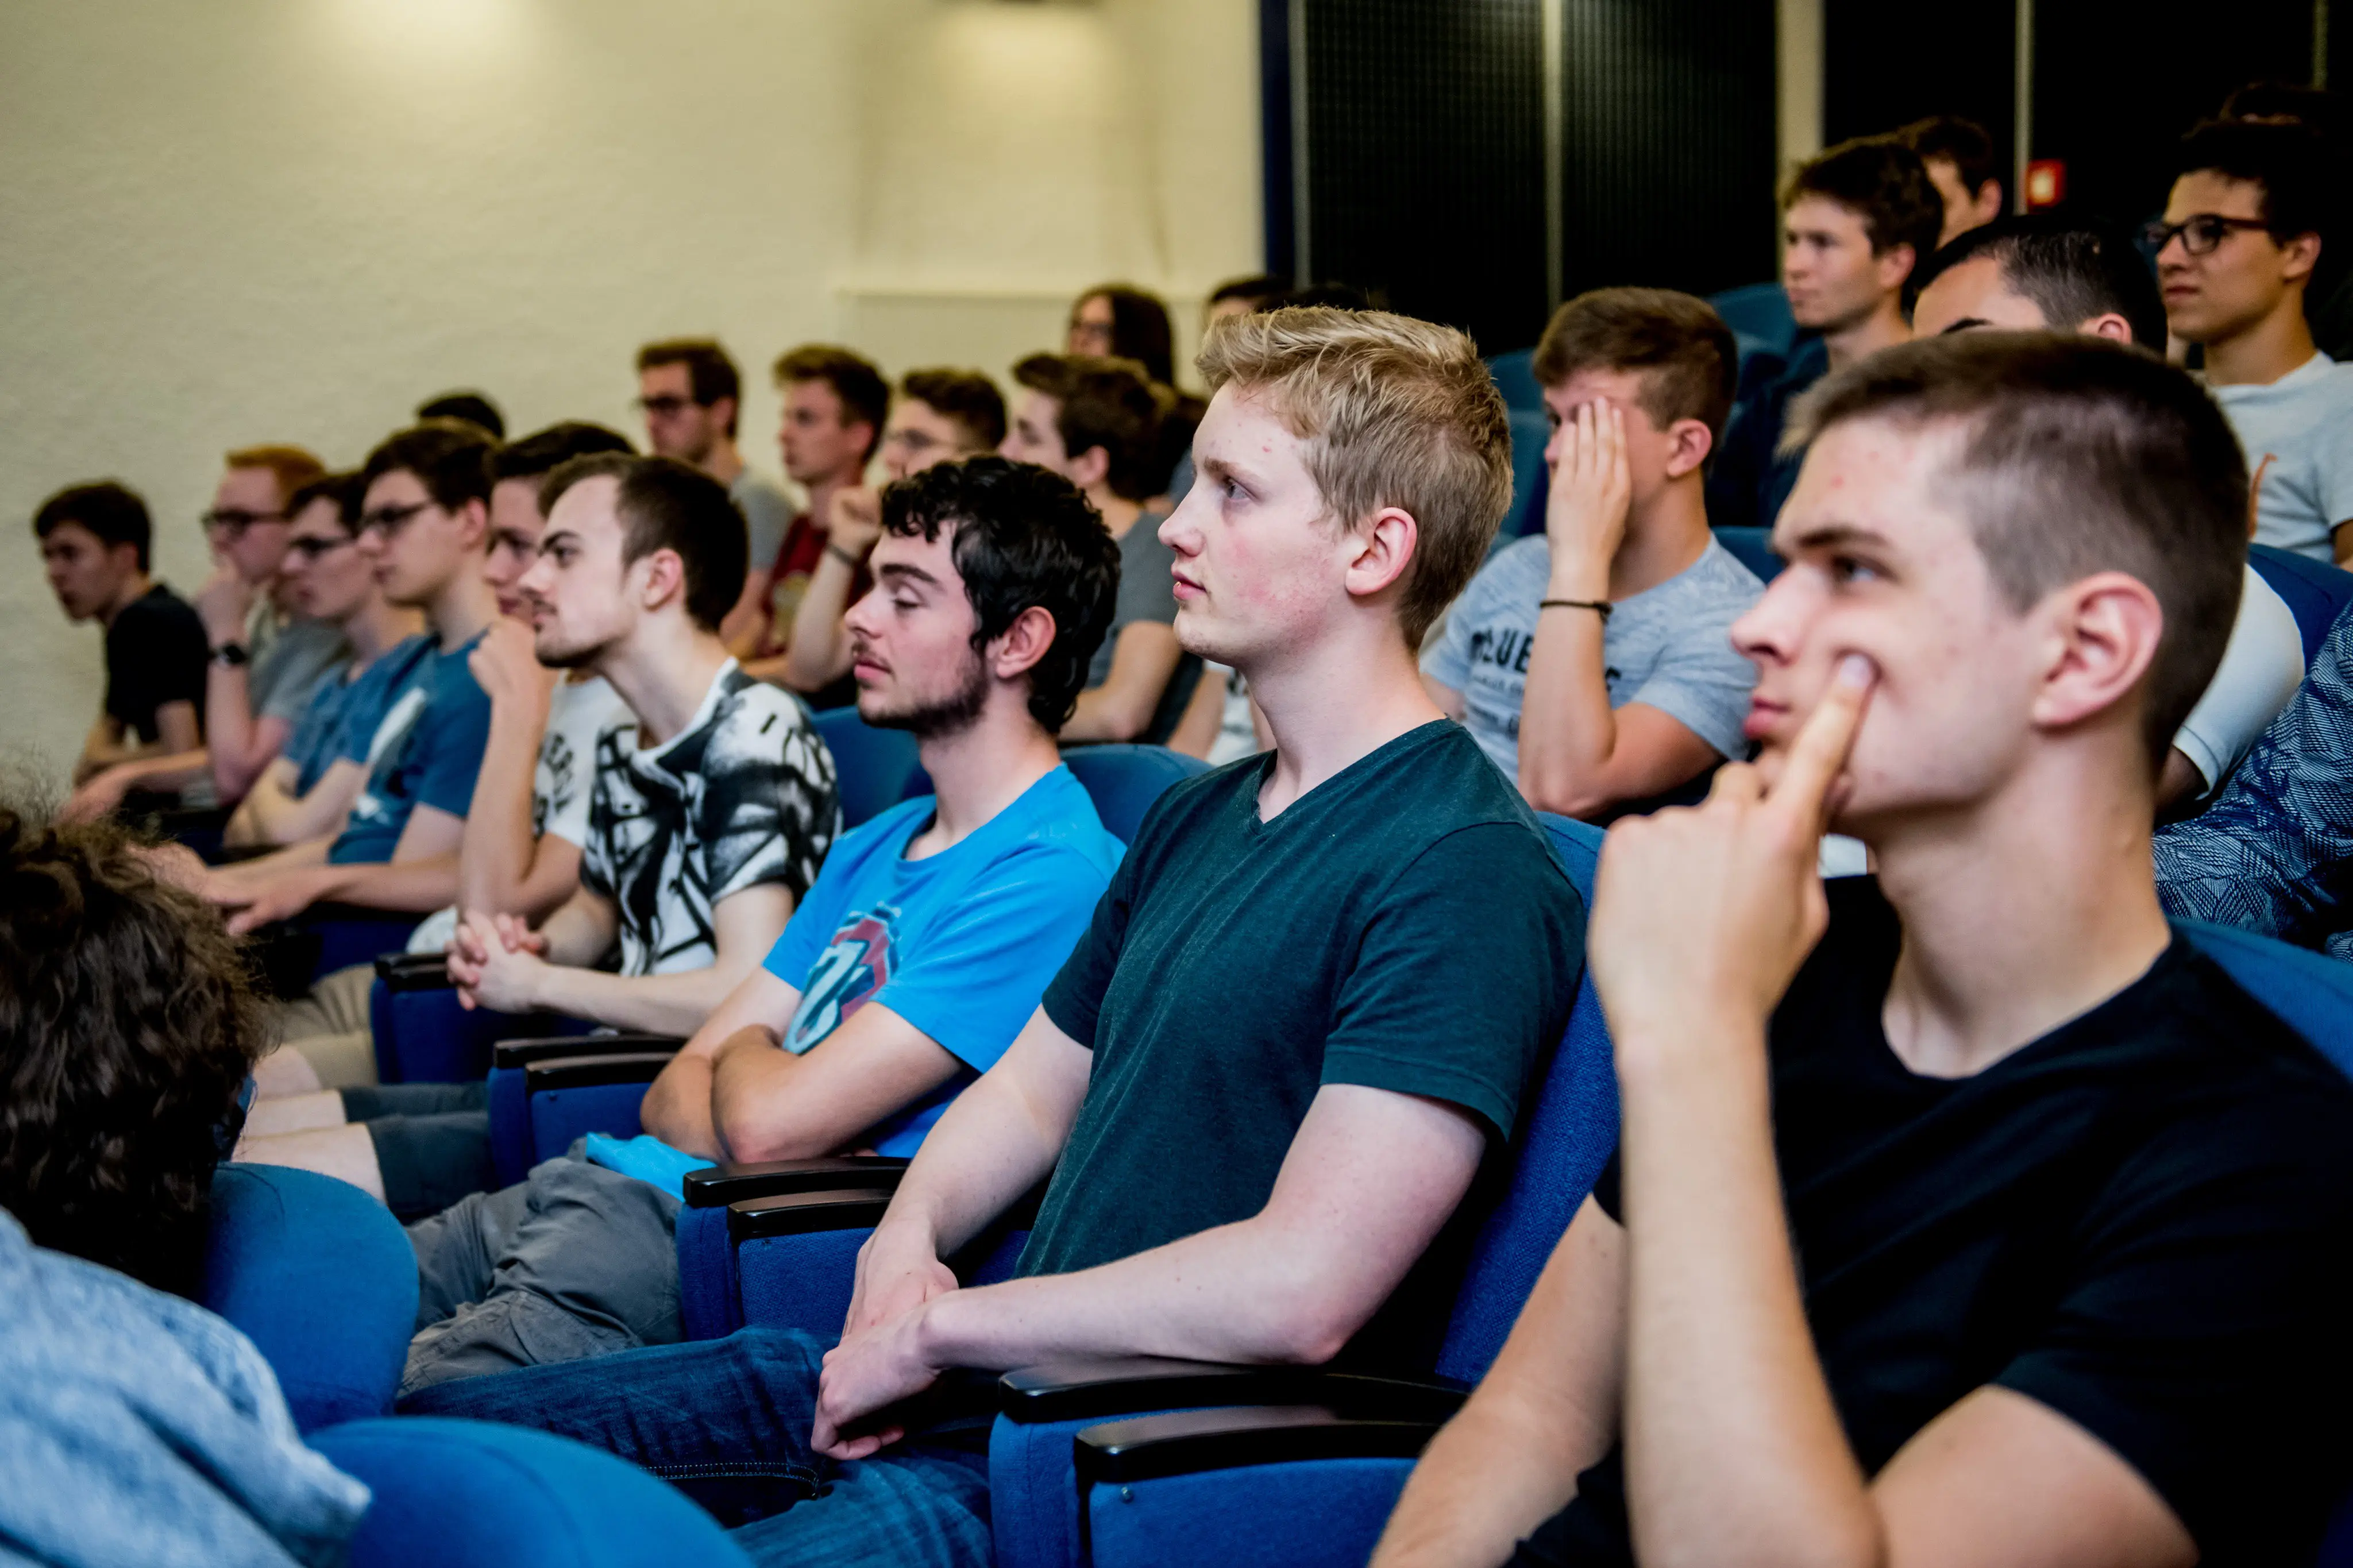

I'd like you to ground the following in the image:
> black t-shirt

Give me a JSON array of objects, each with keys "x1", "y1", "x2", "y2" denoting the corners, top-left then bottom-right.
[
  {"x1": 104, "y1": 584, "x2": 209, "y2": 744},
  {"x1": 1519, "y1": 879, "x2": 2353, "y2": 1567},
  {"x1": 1028, "y1": 720, "x2": 1586, "y2": 1370}
]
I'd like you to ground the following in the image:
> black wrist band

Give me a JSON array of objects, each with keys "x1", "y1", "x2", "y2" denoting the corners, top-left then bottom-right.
[
  {"x1": 1538, "y1": 598, "x2": 1613, "y2": 621},
  {"x1": 210, "y1": 641, "x2": 250, "y2": 667},
  {"x1": 824, "y1": 542, "x2": 863, "y2": 569}
]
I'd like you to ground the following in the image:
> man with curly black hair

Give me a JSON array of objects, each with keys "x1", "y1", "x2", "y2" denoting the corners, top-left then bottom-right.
[{"x1": 0, "y1": 805, "x2": 268, "y2": 1297}]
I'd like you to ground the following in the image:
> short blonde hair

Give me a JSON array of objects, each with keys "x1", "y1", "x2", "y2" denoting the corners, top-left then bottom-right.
[{"x1": 1195, "y1": 307, "x2": 1511, "y2": 646}]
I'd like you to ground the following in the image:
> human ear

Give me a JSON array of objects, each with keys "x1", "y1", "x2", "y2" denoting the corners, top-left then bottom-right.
[
  {"x1": 1664, "y1": 418, "x2": 1715, "y2": 480},
  {"x1": 988, "y1": 604, "x2": 1058, "y2": 682},
  {"x1": 1344, "y1": 505, "x2": 1419, "y2": 603},
  {"x1": 2081, "y1": 312, "x2": 2137, "y2": 344},
  {"x1": 1069, "y1": 445, "x2": 1112, "y2": 493},
  {"x1": 2027, "y1": 571, "x2": 2164, "y2": 737},
  {"x1": 2282, "y1": 231, "x2": 2323, "y2": 285},
  {"x1": 1878, "y1": 244, "x2": 1918, "y2": 293},
  {"x1": 456, "y1": 498, "x2": 491, "y2": 550},
  {"x1": 637, "y1": 547, "x2": 687, "y2": 612}
]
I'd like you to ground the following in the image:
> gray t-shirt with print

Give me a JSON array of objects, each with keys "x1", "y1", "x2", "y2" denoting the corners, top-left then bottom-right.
[
  {"x1": 1422, "y1": 534, "x2": 1765, "y2": 781},
  {"x1": 1082, "y1": 512, "x2": 1201, "y2": 744}
]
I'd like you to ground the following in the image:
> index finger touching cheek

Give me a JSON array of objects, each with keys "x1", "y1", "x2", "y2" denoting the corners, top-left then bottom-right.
[{"x1": 1768, "y1": 653, "x2": 1875, "y2": 830}]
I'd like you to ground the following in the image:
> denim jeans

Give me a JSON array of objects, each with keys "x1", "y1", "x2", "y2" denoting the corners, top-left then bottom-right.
[{"x1": 399, "y1": 1326, "x2": 994, "y2": 1567}]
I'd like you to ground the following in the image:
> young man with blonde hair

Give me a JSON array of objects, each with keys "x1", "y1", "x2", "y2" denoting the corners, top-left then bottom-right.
[
  {"x1": 408, "y1": 307, "x2": 1587, "y2": 1568},
  {"x1": 1424, "y1": 288, "x2": 1762, "y2": 818}
]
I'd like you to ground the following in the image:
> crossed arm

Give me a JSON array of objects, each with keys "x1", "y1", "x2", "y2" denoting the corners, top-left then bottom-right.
[
  {"x1": 225, "y1": 755, "x2": 369, "y2": 848},
  {"x1": 808, "y1": 1006, "x2": 1491, "y2": 1457}
]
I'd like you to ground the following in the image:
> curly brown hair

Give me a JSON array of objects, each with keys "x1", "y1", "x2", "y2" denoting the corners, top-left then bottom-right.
[{"x1": 0, "y1": 806, "x2": 267, "y2": 1296}]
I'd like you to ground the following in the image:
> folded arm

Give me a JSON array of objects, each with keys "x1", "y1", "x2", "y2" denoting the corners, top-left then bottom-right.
[{"x1": 226, "y1": 756, "x2": 368, "y2": 848}]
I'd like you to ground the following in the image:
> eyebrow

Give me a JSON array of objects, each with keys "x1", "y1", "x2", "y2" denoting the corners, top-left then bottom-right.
[
  {"x1": 1782, "y1": 521, "x2": 1896, "y2": 555},
  {"x1": 537, "y1": 530, "x2": 580, "y2": 554},
  {"x1": 877, "y1": 561, "x2": 942, "y2": 588},
  {"x1": 1937, "y1": 316, "x2": 1993, "y2": 335}
]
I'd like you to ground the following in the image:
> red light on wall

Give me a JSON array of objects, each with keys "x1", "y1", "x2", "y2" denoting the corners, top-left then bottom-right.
[{"x1": 2024, "y1": 159, "x2": 2066, "y2": 210}]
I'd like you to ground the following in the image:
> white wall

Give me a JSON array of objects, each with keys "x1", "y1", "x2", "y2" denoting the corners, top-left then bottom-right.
[{"x1": 0, "y1": 0, "x2": 1260, "y2": 787}]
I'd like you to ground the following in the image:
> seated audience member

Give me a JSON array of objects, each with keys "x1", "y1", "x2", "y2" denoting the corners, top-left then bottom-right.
[
  {"x1": 223, "y1": 473, "x2": 429, "y2": 849},
  {"x1": 2217, "y1": 80, "x2": 2353, "y2": 362},
  {"x1": 1066, "y1": 281, "x2": 1177, "y2": 385},
  {"x1": 34, "y1": 481, "x2": 208, "y2": 797},
  {"x1": 201, "y1": 421, "x2": 500, "y2": 941},
  {"x1": 1003, "y1": 350, "x2": 1202, "y2": 742},
  {"x1": 388, "y1": 457, "x2": 1125, "y2": 1392},
  {"x1": 1206, "y1": 273, "x2": 1290, "y2": 323},
  {"x1": 1708, "y1": 136, "x2": 1942, "y2": 531},
  {"x1": 1897, "y1": 114, "x2": 2006, "y2": 248},
  {"x1": 1424, "y1": 288, "x2": 1763, "y2": 818},
  {"x1": 743, "y1": 345, "x2": 890, "y2": 663},
  {"x1": 418, "y1": 389, "x2": 504, "y2": 439},
  {"x1": 769, "y1": 368, "x2": 1008, "y2": 696},
  {"x1": 1914, "y1": 214, "x2": 2308, "y2": 810},
  {"x1": 637, "y1": 338, "x2": 794, "y2": 643},
  {"x1": 252, "y1": 422, "x2": 637, "y2": 1091},
  {"x1": 237, "y1": 454, "x2": 837, "y2": 1213},
  {"x1": 1372, "y1": 334, "x2": 2353, "y2": 1568},
  {"x1": 2156, "y1": 118, "x2": 2353, "y2": 564},
  {"x1": 61, "y1": 446, "x2": 345, "y2": 819},
  {"x1": 0, "y1": 805, "x2": 266, "y2": 1296},
  {"x1": 402, "y1": 309, "x2": 1586, "y2": 1563}
]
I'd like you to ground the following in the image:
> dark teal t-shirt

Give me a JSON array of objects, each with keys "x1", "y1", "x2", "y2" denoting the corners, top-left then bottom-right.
[{"x1": 1025, "y1": 720, "x2": 1586, "y2": 1367}]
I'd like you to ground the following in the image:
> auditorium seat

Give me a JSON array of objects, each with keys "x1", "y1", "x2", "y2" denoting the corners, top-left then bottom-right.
[
  {"x1": 810, "y1": 704, "x2": 929, "y2": 828},
  {"x1": 203, "y1": 1163, "x2": 416, "y2": 1433},
  {"x1": 1712, "y1": 524, "x2": 1783, "y2": 582},
  {"x1": 308, "y1": 1416, "x2": 753, "y2": 1568},
  {"x1": 1058, "y1": 744, "x2": 1208, "y2": 842},
  {"x1": 2248, "y1": 543, "x2": 2353, "y2": 666},
  {"x1": 1706, "y1": 281, "x2": 1799, "y2": 365}
]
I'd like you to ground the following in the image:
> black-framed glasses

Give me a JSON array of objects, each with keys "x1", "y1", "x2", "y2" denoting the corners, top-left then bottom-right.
[
  {"x1": 635, "y1": 393, "x2": 703, "y2": 418},
  {"x1": 357, "y1": 501, "x2": 434, "y2": 539},
  {"x1": 2141, "y1": 214, "x2": 2274, "y2": 257},
  {"x1": 200, "y1": 507, "x2": 287, "y2": 537},
  {"x1": 284, "y1": 534, "x2": 357, "y2": 562}
]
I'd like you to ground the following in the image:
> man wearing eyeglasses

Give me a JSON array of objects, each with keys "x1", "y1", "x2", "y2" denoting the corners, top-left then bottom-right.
[
  {"x1": 2154, "y1": 118, "x2": 2353, "y2": 566},
  {"x1": 636, "y1": 338, "x2": 796, "y2": 650}
]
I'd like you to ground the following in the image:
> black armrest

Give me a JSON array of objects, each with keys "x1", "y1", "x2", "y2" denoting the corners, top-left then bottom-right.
[
  {"x1": 375, "y1": 953, "x2": 451, "y2": 988},
  {"x1": 997, "y1": 1357, "x2": 1467, "y2": 1426},
  {"x1": 214, "y1": 843, "x2": 279, "y2": 865},
  {"x1": 1073, "y1": 1403, "x2": 1451, "y2": 1487},
  {"x1": 492, "y1": 1033, "x2": 683, "y2": 1071},
  {"x1": 727, "y1": 1187, "x2": 898, "y2": 1243},
  {"x1": 522, "y1": 1052, "x2": 679, "y2": 1092},
  {"x1": 682, "y1": 1157, "x2": 911, "y2": 1208}
]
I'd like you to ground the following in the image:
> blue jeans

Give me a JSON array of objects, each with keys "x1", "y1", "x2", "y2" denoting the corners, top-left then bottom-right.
[{"x1": 400, "y1": 1327, "x2": 994, "y2": 1567}]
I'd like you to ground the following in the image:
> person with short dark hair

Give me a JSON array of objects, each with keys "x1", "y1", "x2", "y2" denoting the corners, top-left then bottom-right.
[
  {"x1": 1374, "y1": 334, "x2": 2353, "y2": 1568},
  {"x1": 637, "y1": 338, "x2": 798, "y2": 645},
  {"x1": 373, "y1": 456, "x2": 1125, "y2": 1393},
  {"x1": 1003, "y1": 350, "x2": 1202, "y2": 743},
  {"x1": 416, "y1": 391, "x2": 504, "y2": 440},
  {"x1": 238, "y1": 453, "x2": 838, "y2": 1211},
  {"x1": 1207, "y1": 273, "x2": 1290, "y2": 322},
  {"x1": 1425, "y1": 287, "x2": 1764, "y2": 819},
  {"x1": 1708, "y1": 134, "x2": 1943, "y2": 532},
  {"x1": 767, "y1": 368, "x2": 1009, "y2": 697},
  {"x1": 1896, "y1": 114, "x2": 2005, "y2": 247},
  {"x1": 736, "y1": 344, "x2": 892, "y2": 663},
  {"x1": 2156, "y1": 118, "x2": 2353, "y2": 564},
  {"x1": 1066, "y1": 281, "x2": 1176, "y2": 384},
  {"x1": 35, "y1": 480, "x2": 209, "y2": 797},
  {"x1": 1914, "y1": 214, "x2": 2308, "y2": 811}
]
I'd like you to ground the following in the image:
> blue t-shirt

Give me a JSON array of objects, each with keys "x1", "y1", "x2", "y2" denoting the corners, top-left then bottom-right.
[
  {"x1": 328, "y1": 632, "x2": 493, "y2": 865},
  {"x1": 763, "y1": 765, "x2": 1123, "y2": 1154},
  {"x1": 281, "y1": 634, "x2": 433, "y2": 795}
]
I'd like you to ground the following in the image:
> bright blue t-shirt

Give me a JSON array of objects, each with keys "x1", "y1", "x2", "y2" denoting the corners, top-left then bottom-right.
[
  {"x1": 761, "y1": 764, "x2": 1124, "y2": 1155},
  {"x1": 281, "y1": 635, "x2": 433, "y2": 795},
  {"x1": 327, "y1": 632, "x2": 493, "y2": 865}
]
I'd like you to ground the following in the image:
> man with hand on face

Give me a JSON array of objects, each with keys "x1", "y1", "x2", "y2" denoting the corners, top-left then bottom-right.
[
  {"x1": 1424, "y1": 288, "x2": 1763, "y2": 819},
  {"x1": 761, "y1": 368, "x2": 1006, "y2": 698},
  {"x1": 236, "y1": 454, "x2": 836, "y2": 1215},
  {"x1": 1709, "y1": 136, "x2": 1943, "y2": 532},
  {"x1": 1912, "y1": 213, "x2": 2308, "y2": 813},
  {"x1": 742, "y1": 345, "x2": 890, "y2": 662},
  {"x1": 1373, "y1": 334, "x2": 2353, "y2": 1568},
  {"x1": 401, "y1": 308, "x2": 1584, "y2": 1567},
  {"x1": 638, "y1": 338, "x2": 798, "y2": 644},
  {"x1": 373, "y1": 457, "x2": 1124, "y2": 1395}
]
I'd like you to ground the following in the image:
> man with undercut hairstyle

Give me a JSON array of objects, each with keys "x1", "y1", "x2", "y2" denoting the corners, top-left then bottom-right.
[
  {"x1": 765, "y1": 366, "x2": 1008, "y2": 697},
  {"x1": 1896, "y1": 114, "x2": 2005, "y2": 248},
  {"x1": 1002, "y1": 350, "x2": 1202, "y2": 743},
  {"x1": 407, "y1": 308, "x2": 1584, "y2": 1568},
  {"x1": 1374, "y1": 334, "x2": 2353, "y2": 1568},
  {"x1": 1912, "y1": 213, "x2": 2308, "y2": 812},
  {"x1": 237, "y1": 454, "x2": 836, "y2": 1216},
  {"x1": 638, "y1": 338, "x2": 797, "y2": 640},
  {"x1": 1424, "y1": 287, "x2": 1762, "y2": 818},
  {"x1": 1709, "y1": 134, "x2": 1943, "y2": 532}
]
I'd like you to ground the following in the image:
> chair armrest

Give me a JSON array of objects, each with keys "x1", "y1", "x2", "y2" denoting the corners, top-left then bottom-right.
[
  {"x1": 376, "y1": 953, "x2": 451, "y2": 989},
  {"x1": 522, "y1": 1052, "x2": 679, "y2": 1093},
  {"x1": 492, "y1": 1033, "x2": 682, "y2": 1071},
  {"x1": 1074, "y1": 1402, "x2": 1454, "y2": 1486},
  {"x1": 997, "y1": 1357, "x2": 1467, "y2": 1426},
  {"x1": 681, "y1": 1157, "x2": 912, "y2": 1208},
  {"x1": 726, "y1": 1187, "x2": 899, "y2": 1244}
]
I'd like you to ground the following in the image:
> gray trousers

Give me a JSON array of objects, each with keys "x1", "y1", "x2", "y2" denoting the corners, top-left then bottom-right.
[{"x1": 402, "y1": 1149, "x2": 684, "y2": 1399}]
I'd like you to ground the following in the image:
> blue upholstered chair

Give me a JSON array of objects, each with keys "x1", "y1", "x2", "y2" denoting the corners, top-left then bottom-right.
[
  {"x1": 810, "y1": 704, "x2": 930, "y2": 828},
  {"x1": 310, "y1": 1417, "x2": 754, "y2": 1568},
  {"x1": 1058, "y1": 745, "x2": 1209, "y2": 842},
  {"x1": 203, "y1": 1163, "x2": 417, "y2": 1433},
  {"x1": 2248, "y1": 543, "x2": 2353, "y2": 667},
  {"x1": 1707, "y1": 281, "x2": 1799, "y2": 364},
  {"x1": 1712, "y1": 524, "x2": 1783, "y2": 584}
]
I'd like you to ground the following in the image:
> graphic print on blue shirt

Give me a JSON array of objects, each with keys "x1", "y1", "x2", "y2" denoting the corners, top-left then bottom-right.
[{"x1": 784, "y1": 905, "x2": 900, "y2": 1054}]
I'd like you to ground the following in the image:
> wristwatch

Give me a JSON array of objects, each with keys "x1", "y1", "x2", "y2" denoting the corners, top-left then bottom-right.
[{"x1": 210, "y1": 641, "x2": 250, "y2": 668}]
